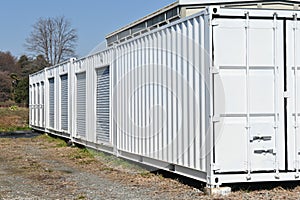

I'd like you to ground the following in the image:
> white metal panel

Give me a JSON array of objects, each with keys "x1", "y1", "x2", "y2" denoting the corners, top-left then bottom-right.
[
  {"x1": 96, "y1": 66, "x2": 110, "y2": 143},
  {"x1": 286, "y1": 18, "x2": 300, "y2": 172},
  {"x1": 61, "y1": 74, "x2": 68, "y2": 131},
  {"x1": 213, "y1": 17, "x2": 285, "y2": 173},
  {"x1": 49, "y1": 78, "x2": 55, "y2": 129},
  {"x1": 76, "y1": 72, "x2": 86, "y2": 138}
]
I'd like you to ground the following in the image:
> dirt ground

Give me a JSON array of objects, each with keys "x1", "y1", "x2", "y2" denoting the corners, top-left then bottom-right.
[{"x1": 0, "y1": 133, "x2": 300, "y2": 200}]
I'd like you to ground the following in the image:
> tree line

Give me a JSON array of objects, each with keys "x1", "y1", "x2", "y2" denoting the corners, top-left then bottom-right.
[
  {"x1": 0, "y1": 52, "x2": 49, "y2": 106},
  {"x1": 0, "y1": 16, "x2": 77, "y2": 107}
]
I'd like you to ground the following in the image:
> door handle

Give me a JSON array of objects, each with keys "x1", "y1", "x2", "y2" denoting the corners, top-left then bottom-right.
[
  {"x1": 254, "y1": 149, "x2": 274, "y2": 154},
  {"x1": 251, "y1": 136, "x2": 272, "y2": 142}
]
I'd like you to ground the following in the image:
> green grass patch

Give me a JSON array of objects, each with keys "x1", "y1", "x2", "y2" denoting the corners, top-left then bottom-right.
[
  {"x1": 37, "y1": 134, "x2": 67, "y2": 148},
  {"x1": 0, "y1": 107, "x2": 29, "y2": 132},
  {"x1": 90, "y1": 150, "x2": 146, "y2": 173},
  {"x1": 69, "y1": 148, "x2": 94, "y2": 161}
]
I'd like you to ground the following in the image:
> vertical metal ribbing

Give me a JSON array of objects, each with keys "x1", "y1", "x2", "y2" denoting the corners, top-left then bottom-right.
[
  {"x1": 245, "y1": 12, "x2": 251, "y2": 180},
  {"x1": 76, "y1": 72, "x2": 86, "y2": 138},
  {"x1": 293, "y1": 14, "x2": 299, "y2": 177},
  {"x1": 96, "y1": 67, "x2": 110, "y2": 143},
  {"x1": 273, "y1": 13, "x2": 280, "y2": 177},
  {"x1": 61, "y1": 74, "x2": 68, "y2": 131},
  {"x1": 49, "y1": 78, "x2": 55, "y2": 129}
]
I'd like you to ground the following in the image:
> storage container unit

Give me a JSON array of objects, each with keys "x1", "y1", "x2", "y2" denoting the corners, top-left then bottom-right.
[
  {"x1": 29, "y1": 70, "x2": 46, "y2": 130},
  {"x1": 29, "y1": 0, "x2": 300, "y2": 187}
]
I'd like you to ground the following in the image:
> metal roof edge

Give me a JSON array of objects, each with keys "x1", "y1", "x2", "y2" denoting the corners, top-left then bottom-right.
[
  {"x1": 105, "y1": 2, "x2": 179, "y2": 39},
  {"x1": 178, "y1": 0, "x2": 300, "y2": 5}
]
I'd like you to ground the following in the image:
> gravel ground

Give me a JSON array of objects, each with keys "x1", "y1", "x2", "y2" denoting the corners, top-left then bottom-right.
[{"x1": 0, "y1": 133, "x2": 300, "y2": 199}]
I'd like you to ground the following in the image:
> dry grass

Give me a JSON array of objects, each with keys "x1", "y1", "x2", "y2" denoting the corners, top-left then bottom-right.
[{"x1": 0, "y1": 107, "x2": 29, "y2": 132}]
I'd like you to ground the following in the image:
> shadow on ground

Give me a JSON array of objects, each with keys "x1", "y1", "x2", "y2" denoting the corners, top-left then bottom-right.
[
  {"x1": 153, "y1": 169, "x2": 300, "y2": 192},
  {"x1": 227, "y1": 181, "x2": 300, "y2": 192},
  {"x1": 0, "y1": 131, "x2": 40, "y2": 138}
]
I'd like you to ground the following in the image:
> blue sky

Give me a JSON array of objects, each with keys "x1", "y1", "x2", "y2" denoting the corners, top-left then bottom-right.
[{"x1": 0, "y1": 0, "x2": 175, "y2": 58}]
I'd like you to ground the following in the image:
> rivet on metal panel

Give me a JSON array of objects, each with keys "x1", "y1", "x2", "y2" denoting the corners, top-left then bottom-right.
[
  {"x1": 246, "y1": 174, "x2": 251, "y2": 180},
  {"x1": 257, "y1": 3, "x2": 262, "y2": 8}
]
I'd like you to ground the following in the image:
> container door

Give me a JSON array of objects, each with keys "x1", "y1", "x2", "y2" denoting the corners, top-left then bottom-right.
[
  {"x1": 49, "y1": 78, "x2": 55, "y2": 129},
  {"x1": 41, "y1": 82, "x2": 45, "y2": 127},
  {"x1": 213, "y1": 17, "x2": 285, "y2": 173},
  {"x1": 37, "y1": 83, "x2": 40, "y2": 127},
  {"x1": 96, "y1": 66, "x2": 110, "y2": 143},
  {"x1": 286, "y1": 18, "x2": 300, "y2": 173},
  {"x1": 76, "y1": 72, "x2": 86, "y2": 138},
  {"x1": 61, "y1": 74, "x2": 68, "y2": 132}
]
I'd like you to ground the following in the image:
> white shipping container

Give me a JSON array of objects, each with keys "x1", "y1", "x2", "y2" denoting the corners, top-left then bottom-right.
[{"x1": 29, "y1": 3, "x2": 300, "y2": 187}]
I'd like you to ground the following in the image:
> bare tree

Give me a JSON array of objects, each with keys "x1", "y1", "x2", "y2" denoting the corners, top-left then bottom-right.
[{"x1": 25, "y1": 16, "x2": 78, "y2": 65}]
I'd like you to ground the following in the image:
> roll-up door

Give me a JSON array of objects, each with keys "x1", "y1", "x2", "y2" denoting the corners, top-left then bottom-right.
[
  {"x1": 33, "y1": 84, "x2": 36, "y2": 126},
  {"x1": 41, "y1": 82, "x2": 45, "y2": 127},
  {"x1": 49, "y1": 78, "x2": 55, "y2": 128},
  {"x1": 61, "y1": 74, "x2": 68, "y2": 131},
  {"x1": 29, "y1": 85, "x2": 32, "y2": 125},
  {"x1": 96, "y1": 66, "x2": 110, "y2": 143},
  {"x1": 76, "y1": 72, "x2": 86, "y2": 138},
  {"x1": 36, "y1": 83, "x2": 40, "y2": 126}
]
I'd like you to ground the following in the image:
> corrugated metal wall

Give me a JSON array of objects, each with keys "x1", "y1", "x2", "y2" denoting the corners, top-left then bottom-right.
[
  {"x1": 114, "y1": 14, "x2": 208, "y2": 171},
  {"x1": 76, "y1": 72, "x2": 86, "y2": 138},
  {"x1": 61, "y1": 74, "x2": 68, "y2": 131},
  {"x1": 96, "y1": 66, "x2": 110, "y2": 143}
]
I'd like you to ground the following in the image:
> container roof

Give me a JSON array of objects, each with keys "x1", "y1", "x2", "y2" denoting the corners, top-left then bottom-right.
[
  {"x1": 105, "y1": 0, "x2": 300, "y2": 46},
  {"x1": 106, "y1": 2, "x2": 178, "y2": 39},
  {"x1": 178, "y1": 0, "x2": 300, "y2": 5}
]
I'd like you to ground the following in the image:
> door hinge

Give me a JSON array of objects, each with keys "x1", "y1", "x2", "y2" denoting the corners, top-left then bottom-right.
[
  {"x1": 211, "y1": 66, "x2": 219, "y2": 74},
  {"x1": 212, "y1": 163, "x2": 221, "y2": 171},
  {"x1": 212, "y1": 115, "x2": 221, "y2": 123},
  {"x1": 211, "y1": 21, "x2": 219, "y2": 26},
  {"x1": 284, "y1": 91, "x2": 290, "y2": 98}
]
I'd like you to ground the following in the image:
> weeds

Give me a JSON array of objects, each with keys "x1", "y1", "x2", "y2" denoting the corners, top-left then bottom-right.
[
  {"x1": 0, "y1": 107, "x2": 29, "y2": 132},
  {"x1": 37, "y1": 134, "x2": 67, "y2": 147}
]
